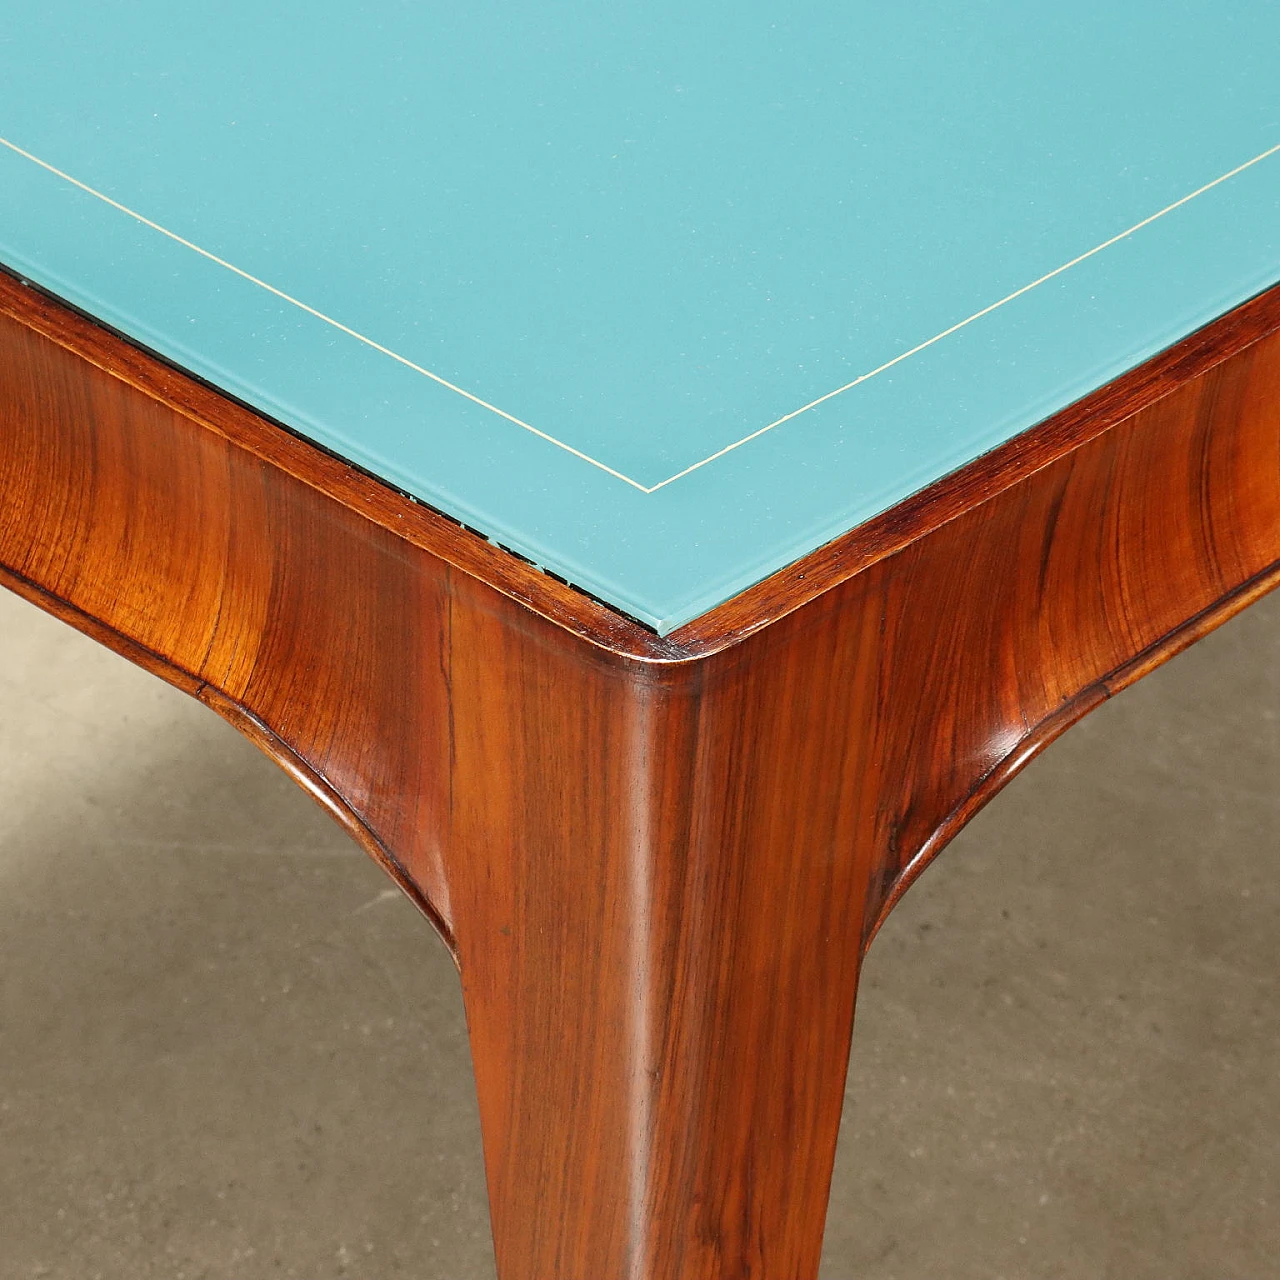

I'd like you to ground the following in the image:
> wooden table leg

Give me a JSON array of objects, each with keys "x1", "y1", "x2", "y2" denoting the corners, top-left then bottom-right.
[{"x1": 441, "y1": 575, "x2": 871, "y2": 1279}]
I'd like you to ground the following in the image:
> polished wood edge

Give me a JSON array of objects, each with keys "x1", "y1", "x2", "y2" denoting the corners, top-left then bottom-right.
[
  {"x1": 864, "y1": 554, "x2": 1280, "y2": 951},
  {"x1": 6, "y1": 264, "x2": 1280, "y2": 664},
  {"x1": 0, "y1": 266, "x2": 677, "y2": 663},
  {"x1": 0, "y1": 558, "x2": 459, "y2": 963},
  {"x1": 671, "y1": 281, "x2": 1280, "y2": 655}
]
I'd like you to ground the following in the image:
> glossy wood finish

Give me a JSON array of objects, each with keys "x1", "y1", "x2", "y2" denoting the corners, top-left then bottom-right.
[{"x1": 3, "y1": 267, "x2": 1280, "y2": 1278}]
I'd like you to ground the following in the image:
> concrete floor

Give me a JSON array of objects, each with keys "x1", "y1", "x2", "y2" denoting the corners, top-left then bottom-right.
[{"x1": 0, "y1": 583, "x2": 1277, "y2": 1280}]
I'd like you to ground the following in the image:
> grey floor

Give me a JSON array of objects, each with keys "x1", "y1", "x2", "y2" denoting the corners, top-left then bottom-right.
[{"x1": 1, "y1": 584, "x2": 1277, "y2": 1280}]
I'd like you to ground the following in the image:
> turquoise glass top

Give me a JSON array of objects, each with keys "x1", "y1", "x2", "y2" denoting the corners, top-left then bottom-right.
[{"x1": 2, "y1": 4, "x2": 1278, "y2": 633}]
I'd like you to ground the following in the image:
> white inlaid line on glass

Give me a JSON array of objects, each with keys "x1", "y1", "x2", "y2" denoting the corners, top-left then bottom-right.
[
  {"x1": 0, "y1": 135, "x2": 649, "y2": 493},
  {"x1": 3, "y1": 134, "x2": 1277, "y2": 494},
  {"x1": 645, "y1": 140, "x2": 1280, "y2": 493}
]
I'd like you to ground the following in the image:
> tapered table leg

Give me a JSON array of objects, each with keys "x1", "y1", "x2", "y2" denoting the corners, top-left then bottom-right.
[{"x1": 443, "y1": 587, "x2": 872, "y2": 1279}]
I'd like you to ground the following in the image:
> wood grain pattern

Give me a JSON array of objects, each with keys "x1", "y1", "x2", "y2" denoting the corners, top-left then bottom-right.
[{"x1": 3, "y1": 265, "x2": 1280, "y2": 1278}]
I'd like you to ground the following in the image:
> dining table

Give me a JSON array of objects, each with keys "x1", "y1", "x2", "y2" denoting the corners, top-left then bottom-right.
[{"x1": 2, "y1": 4, "x2": 1278, "y2": 1277}]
